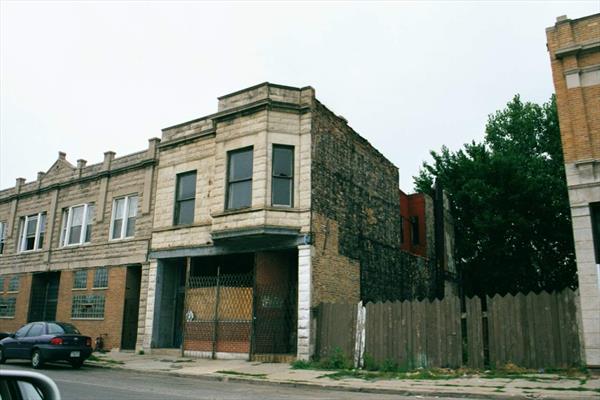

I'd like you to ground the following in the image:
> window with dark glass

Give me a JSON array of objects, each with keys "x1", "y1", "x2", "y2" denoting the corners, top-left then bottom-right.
[
  {"x1": 60, "y1": 204, "x2": 94, "y2": 246},
  {"x1": 174, "y1": 171, "x2": 197, "y2": 225},
  {"x1": 400, "y1": 216, "x2": 405, "y2": 244},
  {"x1": 19, "y1": 213, "x2": 46, "y2": 252},
  {"x1": 8, "y1": 276, "x2": 19, "y2": 292},
  {"x1": 591, "y1": 203, "x2": 600, "y2": 264},
  {"x1": 110, "y1": 195, "x2": 138, "y2": 239},
  {"x1": 93, "y1": 267, "x2": 109, "y2": 288},
  {"x1": 226, "y1": 147, "x2": 253, "y2": 210},
  {"x1": 410, "y1": 216, "x2": 420, "y2": 245},
  {"x1": 272, "y1": 145, "x2": 294, "y2": 207},
  {"x1": 0, "y1": 221, "x2": 6, "y2": 254},
  {"x1": 0, "y1": 297, "x2": 16, "y2": 318},
  {"x1": 73, "y1": 270, "x2": 87, "y2": 289}
]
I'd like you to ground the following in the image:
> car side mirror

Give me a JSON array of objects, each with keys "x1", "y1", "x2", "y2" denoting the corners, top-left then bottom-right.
[
  {"x1": 9, "y1": 333, "x2": 16, "y2": 338},
  {"x1": 0, "y1": 370, "x2": 62, "y2": 400}
]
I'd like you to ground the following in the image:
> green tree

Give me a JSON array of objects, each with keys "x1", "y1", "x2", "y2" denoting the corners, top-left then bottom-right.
[{"x1": 414, "y1": 95, "x2": 576, "y2": 297}]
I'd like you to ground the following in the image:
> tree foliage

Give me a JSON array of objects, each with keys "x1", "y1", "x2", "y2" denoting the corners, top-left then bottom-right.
[{"x1": 414, "y1": 95, "x2": 576, "y2": 297}]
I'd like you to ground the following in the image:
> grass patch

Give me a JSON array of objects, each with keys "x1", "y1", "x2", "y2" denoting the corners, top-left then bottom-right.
[
  {"x1": 291, "y1": 348, "x2": 353, "y2": 371},
  {"x1": 216, "y1": 370, "x2": 267, "y2": 379}
]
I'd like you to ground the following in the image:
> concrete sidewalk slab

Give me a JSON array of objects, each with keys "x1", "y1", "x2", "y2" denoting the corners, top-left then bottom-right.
[{"x1": 86, "y1": 351, "x2": 600, "y2": 400}]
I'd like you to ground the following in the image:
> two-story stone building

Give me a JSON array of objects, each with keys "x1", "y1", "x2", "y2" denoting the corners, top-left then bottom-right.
[
  {"x1": 1, "y1": 83, "x2": 453, "y2": 361},
  {"x1": 0, "y1": 140, "x2": 159, "y2": 350}
]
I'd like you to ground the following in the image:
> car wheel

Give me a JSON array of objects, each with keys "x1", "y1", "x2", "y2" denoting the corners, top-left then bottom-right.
[
  {"x1": 70, "y1": 359, "x2": 84, "y2": 369},
  {"x1": 0, "y1": 347, "x2": 6, "y2": 364},
  {"x1": 31, "y1": 349, "x2": 45, "y2": 369}
]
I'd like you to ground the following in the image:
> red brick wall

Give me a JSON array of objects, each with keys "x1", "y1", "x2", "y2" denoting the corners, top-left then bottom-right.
[
  {"x1": 0, "y1": 273, "x2": 32, "y2": 333},
  {"x1": 55, "y1": 266, "x2": 126, "y2": 349},
  {"x1": 399, "y1": 191, "x2": 427, "y2": 257}
]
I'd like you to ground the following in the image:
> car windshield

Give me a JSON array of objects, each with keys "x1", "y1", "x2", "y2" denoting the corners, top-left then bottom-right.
[{"x1": 47, "y1": 323, "x2": 81, "y2": 335}]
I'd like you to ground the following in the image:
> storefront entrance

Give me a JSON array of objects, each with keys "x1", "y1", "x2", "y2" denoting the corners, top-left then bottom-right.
[{"x1": 154, "y1": 250, "x2": 298, "y2": 359}]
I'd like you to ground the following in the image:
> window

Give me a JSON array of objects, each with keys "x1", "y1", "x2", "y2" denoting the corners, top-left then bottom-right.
[
  {"x1": 410, "y1": 216, "x2": 420, "y2": 245},
  {"x1": 71, "y1": 294, "x2": 105, "y2": 319},
  {"x1": 19, "y1": 213, "x2": 46, "y2": 252},
  {"x1": 60, "y1": 204, "x2": 94, "y2": 246},
  {"x1": 0, "y1": 221, "x2": 6, "y2": 254},
  {"x1": 48, "y1": 322, "x2": 80, "y2": 335},
  {"x1": 8, "y1": 276, "x2": 19, "y2": 292},
  {"x1": 591, "y1": 203, "x2": 600, "y2": 264},
  {"x1": 0, "y1": 276, "x2": 4, "y2": 292},
  {"x1": 0, "y1": 298, "x2": 16, "y2": 318},
  {"x1": 73, "y1": 270, "x2": 87, "y2": 289},
  {"x1": 110, "y1": 195, "x2": 138, "y2": 239},
  {"x1": 174, "y1": 172, "x2": 196, "y2": 225},
  {"x1": 15, "y1": 324, "x2": 32, "y2": 337},
  {"x1": 26, "y1": 323, "x2": 44, "y2": 337},
  {"x1": 226, "y1": 147, "x2": 253, "y2": 210},
  {"x1": 400, "y1": 216, "x2": 405, "y2": 244},
  {"x1": 93, "y1": 267, "x2": 109, "y2": 288},
  {"x1": 272, "y1": 145, "x2": 294, "y2": 207}
]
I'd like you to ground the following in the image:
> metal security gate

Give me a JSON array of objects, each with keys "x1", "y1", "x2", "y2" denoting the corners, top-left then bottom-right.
[
  {"x1": 183, "y1": 263, "x2": 254, "y2": 357},
  {"x1": 182, "y1": 251, "x2": 297, "y2": 359},
  {"x1": 252, "y1": 251, "x2": 297, "y2": 357}
]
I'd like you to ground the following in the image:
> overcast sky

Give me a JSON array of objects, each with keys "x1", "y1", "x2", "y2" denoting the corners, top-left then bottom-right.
[{"x1": 1, "y1": 1, "x2": 598, "y2": 191}]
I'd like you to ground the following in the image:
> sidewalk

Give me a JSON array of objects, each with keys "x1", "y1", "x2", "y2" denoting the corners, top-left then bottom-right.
[{"x1": 87, "y1": 351, "x2": 600, "y2": 400}]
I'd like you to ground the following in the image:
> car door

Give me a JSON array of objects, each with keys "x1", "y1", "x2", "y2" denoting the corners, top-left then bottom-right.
[
  {"x1": 20, "y1": 323, "x2": 45, "y2": 357},
  {"x1": 4, "y1": 324, "x2": 32, "y2": 359}
]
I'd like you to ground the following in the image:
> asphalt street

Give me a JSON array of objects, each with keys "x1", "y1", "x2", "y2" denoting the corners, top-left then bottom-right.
[{"x1": 2, "y1": 361, "x2": 477, "y2": 400}]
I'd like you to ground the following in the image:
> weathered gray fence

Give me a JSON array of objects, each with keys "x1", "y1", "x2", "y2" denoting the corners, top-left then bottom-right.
[
  {"x1": 365, "y1": 297, "x2": 462, "y2": 368},
  {"x1": 316, "y1": 303, "x2": 357, "y2": 361},
  {"x1": 316, "y1": 289, "x2": 581, "y2": 369},
  {"x1": 486, "y1": 290, "x2": 581, "y2": 368}
]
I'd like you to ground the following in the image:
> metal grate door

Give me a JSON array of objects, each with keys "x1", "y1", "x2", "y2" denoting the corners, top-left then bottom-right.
[{"x1": 183, "y1": 266, "x2": 254, "y2": 357}]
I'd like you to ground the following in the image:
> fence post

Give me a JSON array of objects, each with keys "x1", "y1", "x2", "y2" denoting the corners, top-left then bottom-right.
[{"x1": 354, "y1": 301, "x2": 366, "y2": 369}]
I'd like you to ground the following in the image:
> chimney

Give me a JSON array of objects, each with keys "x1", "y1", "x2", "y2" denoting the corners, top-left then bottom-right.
[
  {"x1": 103, "y1": 151, "x2": 115, "y2": 170},
  {"x1": 37, "y1": 171, "x2": 45, "y2": 181},
  {"x1": 16, "y1": 177, "x2": 25, "y2": 193},
  {"x1": 147, "y1": 138, "x2": 161, "y2": 159},
  {"x1": 77, "y1": 159, "x2": 87, "y2": 169},
  {"x1": 58, "y1": 151, "x2": 66, "y2": 160}
]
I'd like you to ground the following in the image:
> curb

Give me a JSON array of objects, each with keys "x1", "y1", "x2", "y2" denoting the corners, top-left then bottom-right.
[{"x1": 83, "y1": 362, "x2": 597, "y2": 400}]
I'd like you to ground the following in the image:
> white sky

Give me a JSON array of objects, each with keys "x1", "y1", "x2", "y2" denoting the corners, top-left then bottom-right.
[{"x1": 1, "y1": 1, "x2": 598, "y2": 192}]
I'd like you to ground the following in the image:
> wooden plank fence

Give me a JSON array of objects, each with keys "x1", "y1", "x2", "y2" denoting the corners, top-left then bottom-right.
[
  {"x1": 316, "y1": 289, "x2": 581, "y2": 369},
  {"x1": 316, "y1": 303, "x2": 357, "y2": 361}
]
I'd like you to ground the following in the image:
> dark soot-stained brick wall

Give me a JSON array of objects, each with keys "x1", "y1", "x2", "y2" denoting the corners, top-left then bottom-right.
[{"x1": 311, "y1": 101, "x2": 436, "y2": 302}]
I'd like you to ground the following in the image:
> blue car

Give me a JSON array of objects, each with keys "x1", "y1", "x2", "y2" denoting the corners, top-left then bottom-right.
[{"x1": 0, "y1": 321, "x2": 92, "y2": 369}]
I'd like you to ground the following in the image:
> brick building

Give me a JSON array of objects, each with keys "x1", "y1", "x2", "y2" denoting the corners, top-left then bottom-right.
[
  {"x1": 137, "y1": 83, "x2": 455, "y2": 361},
  {"x1": 1, "y1": 82, "x2": 454, "y2": 361},
  {"x1": 546, "y1": 13, "x2": 600, "y2": 368},
  {"x1": 0, "y1": 141, "x2": 159, "y2": 350}
]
